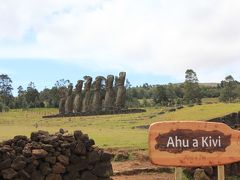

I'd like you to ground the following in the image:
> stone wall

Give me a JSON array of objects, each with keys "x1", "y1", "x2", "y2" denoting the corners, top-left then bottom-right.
[
  {"x1": 0, "y1": 129, "x2": 113, "y2": 180},
  {"x1": 208, "y1": 111, "x2": 240, "y2": 128}
]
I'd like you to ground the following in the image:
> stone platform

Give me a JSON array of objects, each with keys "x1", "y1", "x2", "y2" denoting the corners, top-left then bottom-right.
[{"x1": 42, "y1": 109, "x2": 146, "y2": 118}]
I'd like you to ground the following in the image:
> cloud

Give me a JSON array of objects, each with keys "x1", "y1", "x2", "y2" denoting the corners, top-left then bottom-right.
[{"x1": 1, "y1": 0, "x2": 240, "y2": 82}]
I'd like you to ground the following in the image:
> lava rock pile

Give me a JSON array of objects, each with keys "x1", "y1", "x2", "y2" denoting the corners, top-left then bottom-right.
[{"x1": 0, "y1": 129, "x2": 113, "y2": 180}]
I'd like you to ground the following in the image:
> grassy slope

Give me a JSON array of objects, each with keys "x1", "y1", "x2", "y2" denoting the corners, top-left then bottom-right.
[{"x1": 0, "y1": 103, "x2": 239, "y2": 149}]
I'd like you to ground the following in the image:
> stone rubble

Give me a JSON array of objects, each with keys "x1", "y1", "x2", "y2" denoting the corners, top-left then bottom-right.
[{"x1": 0, "y1": 129, "x2": 113, "y2": 180}]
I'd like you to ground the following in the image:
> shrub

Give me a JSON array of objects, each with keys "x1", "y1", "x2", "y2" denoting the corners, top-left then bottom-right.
[
  {"x1": 3, "y1": 106, "x2": 9, "y2": 112},
  {"x1": 0, "y1": 103, "x2": 10, "y2": 112},
  {"x1": 114, "y1": 151, "x2": 130, "y2": 162},
  {"x1": 177, "y1": 106, "x2": 184, "y2": 109},
  {"x1": 0, "y1": 102, "x2": 3, "y2": 112},
  {"x1": 168, "y1": 108, "x2": 176, "y2": 112}
]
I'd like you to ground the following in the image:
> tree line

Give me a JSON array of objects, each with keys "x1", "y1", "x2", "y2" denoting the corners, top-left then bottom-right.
[
  {"x1": 0, "y1": 78, "x2": 70, "y2": 111},
  {"x1": 0, "y1": 69, "x2": 240, "y2": 111},
  {"x1": 126, "y1": 70, "x2": 240, "y2": 107}
]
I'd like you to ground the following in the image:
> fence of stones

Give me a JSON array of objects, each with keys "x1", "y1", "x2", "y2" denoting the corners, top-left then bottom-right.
[{"x1": 0, "y1": 129, "x2": 113, "y2": 180}]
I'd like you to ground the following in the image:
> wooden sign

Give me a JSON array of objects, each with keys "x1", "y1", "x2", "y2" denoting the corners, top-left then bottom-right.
[{"x1": 149, "y1": 121, "x2": 240, "y2": 167}]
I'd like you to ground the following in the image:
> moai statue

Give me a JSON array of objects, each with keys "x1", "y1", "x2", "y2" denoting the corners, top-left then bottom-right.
[
  {"x1": 65, "y1": 83, "x2": 74, "y2": 114},
  {"x1": 59, "y1": 88, "x2": 67, "y2": 114},
  {"x1": 82, "y1": 76, "x2": 92, "y2": 113},
  {"x1": 73, "y1": 80, "x2": 84, "y2": 113},
  {"x1": 103, "y1": 75, "x2": 115, "y2": 111},
  {"x1": 92, "y1": 76, "x2": 105, "y2": 113},
  {"x1": 115, "y1": 72, "x2": 126, "y2": 110}
]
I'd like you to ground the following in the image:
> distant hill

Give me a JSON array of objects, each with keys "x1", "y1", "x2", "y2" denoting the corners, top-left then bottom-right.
[
  {"x1": 171, "y1": 82, "x2": 219, "y2": 87},
  {"x1": 199, "y1": 83, "x2": 219, "y2": 87}
]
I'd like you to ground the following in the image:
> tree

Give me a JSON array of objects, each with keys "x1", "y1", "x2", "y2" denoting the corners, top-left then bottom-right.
[
  {"x1": 55, "y1": 79, "x2": 70, "y2": 88},
  {"x1": 219, "y1": 75, "x2": 238, "y2": 102},
  {"x1": 166, "y1": 83, "x2": 177, "y2": 105},
  {"x1": 39, "y1": 87, "x2": 60, "y2": 108},
  {"x1": 126, "y1": 88, "x2": 138, "y2": 99},
  {"x1": 17, "y1": 86, "x2": 24, "y2": 95},
  {"x1": 174, "y1": 85, "x2": 184, "y2": 99},
  {"x1": 143, "y1": 83, "x2": 150, "y2": 89},
  {"x1": 55, "y1": 79, "x2": 69, "y2": 95},
  {"x1": 25, "y1": 82, "x2": 40, "y2": 107},
  {"x1": 153, "y1": 85, "x2": 168, "y2": 106},
  {"x1": 125, "y1": 79, "x2": 136, "y2": 106},
  {"x1": 14, "y1": 86, "x2": 27, "y2": 109},
  {"x1": 200, "y1": 86, "x2": 220, "y2": 98},
  {"x1": 125, "y1": 79, "x2": 131, "y2": 89},
  {"x1": 183, "y1": 69, "x2": 201, "y2": 104},
  {"x1": 39, "y1": 88, "x2": 52, "y2": 107},
  {"x1": 0, "y1": 74, "x2": 13, "y2": 106}
]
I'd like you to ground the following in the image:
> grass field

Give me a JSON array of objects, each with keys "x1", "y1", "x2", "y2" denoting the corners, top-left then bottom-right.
[{"x1": 0, "y1": 103, "x2": 239, "y2": 149}]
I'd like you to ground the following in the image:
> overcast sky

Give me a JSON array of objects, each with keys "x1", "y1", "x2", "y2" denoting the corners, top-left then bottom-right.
[{"x1": 1, "y1": 0, "x2": 240, "y2": 94}]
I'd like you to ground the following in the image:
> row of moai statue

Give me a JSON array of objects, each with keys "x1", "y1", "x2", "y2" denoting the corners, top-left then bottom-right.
[{"x1": 59, "y1": 72, "x2": 126, "y2": 115}]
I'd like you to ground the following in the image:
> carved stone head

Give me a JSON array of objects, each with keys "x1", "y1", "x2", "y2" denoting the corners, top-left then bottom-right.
[
  {"x1": 93, "y1": 76, "x2": 106, "y2": 90},
  {"x1": 75, "y1": 80, "x2": 84, "y2": 93},
  {"x1": 106, "y1": 75, "x2": 114, "y2": 88},
  {"x1": 117, "y1": 72, "x2": 126, "y2": 86},
  {"x1": 59, "y1": 88, "x2": 66, "y2": 98},
  {"x1": 67, "y1": 83, "x2": 73, "y2": 95},
  {"x1": 83, "y1": 76, "x2": 92, "y2": 90}
]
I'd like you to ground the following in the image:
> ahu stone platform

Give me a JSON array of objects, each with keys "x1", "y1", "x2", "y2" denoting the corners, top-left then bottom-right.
[{"x1": 42, "y1": 108, "x2": 146, "y2": 118}]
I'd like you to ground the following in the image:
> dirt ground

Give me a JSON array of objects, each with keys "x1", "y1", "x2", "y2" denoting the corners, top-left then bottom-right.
[
  {"x1": 112, "y1": 160, "x2": 161, "y2": 172},
  {"x1": 112, "y1": 160, "x2": 174, "y2": 180},
  {"x1": 113, "y1": 173, "x2": 174, "y2": 180},
  {"x1": 106, "y1": 148, "x2": 175, "y2": 180}
]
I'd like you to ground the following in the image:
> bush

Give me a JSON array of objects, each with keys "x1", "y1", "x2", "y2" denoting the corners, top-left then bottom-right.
[
  {"x1": 0, "y1": 103, "x2": 10, "y2": 112},
  {"x1": 126, "y1": 98, "x2": 140, "y2": 108},
  {"x1": 0, "y1": 103, "x2": 3, "y2": 112},
  {"x1": 168, "y1": 108, "x2": 176, "y2": 112},
  {"x1": 3, "y1": 106, "x2": 9, "y2": 112},
  {"x1": 114, "y1": 151, "x2": 130, "y2": 162},
  {"x1": 176, "y1": 106, "x2": 184, "y2": 109}
]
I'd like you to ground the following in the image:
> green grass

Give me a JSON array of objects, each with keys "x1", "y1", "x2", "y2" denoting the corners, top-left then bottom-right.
[{"x1": 0, "y1": 103, "x2": 239, "y2": 149}]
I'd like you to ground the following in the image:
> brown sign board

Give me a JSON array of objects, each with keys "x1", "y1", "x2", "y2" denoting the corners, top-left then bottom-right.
[{"x1": 148, "y1": 121, "x2": 240, "y2": 167}]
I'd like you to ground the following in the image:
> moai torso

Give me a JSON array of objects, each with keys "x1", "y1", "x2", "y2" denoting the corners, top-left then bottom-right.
[
  {"x1": 82, "y1": 76, "x2": 92, "y2": 113},
  {"x1": 65, "y1": 83, "x2": 74, "y2": 114},
  {"x1": 92, "y1": 76, "x2": 105, "y2": 113},
  {"x1": 73, "y1": 80, "x2": 84, "y2": 113},
  {"x1": 115, "y1": 72, "x2": 126, "y2": 109},
  {"x1": 59, "y1": 88, "x2": 67, "y2": 114},
  {"x1": 103, "y1": 75, "x2": 115, "y2": 111}
]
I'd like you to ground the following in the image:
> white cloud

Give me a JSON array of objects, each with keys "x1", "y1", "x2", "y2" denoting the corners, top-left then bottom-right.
[{"x1": 1, "y1": 0, "x2": 240, "y2": 82}]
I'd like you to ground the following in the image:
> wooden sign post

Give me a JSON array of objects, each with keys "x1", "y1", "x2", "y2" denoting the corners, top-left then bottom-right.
[{"x1": 149, "y1": 121, "x2": 240, "y2": 179}]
